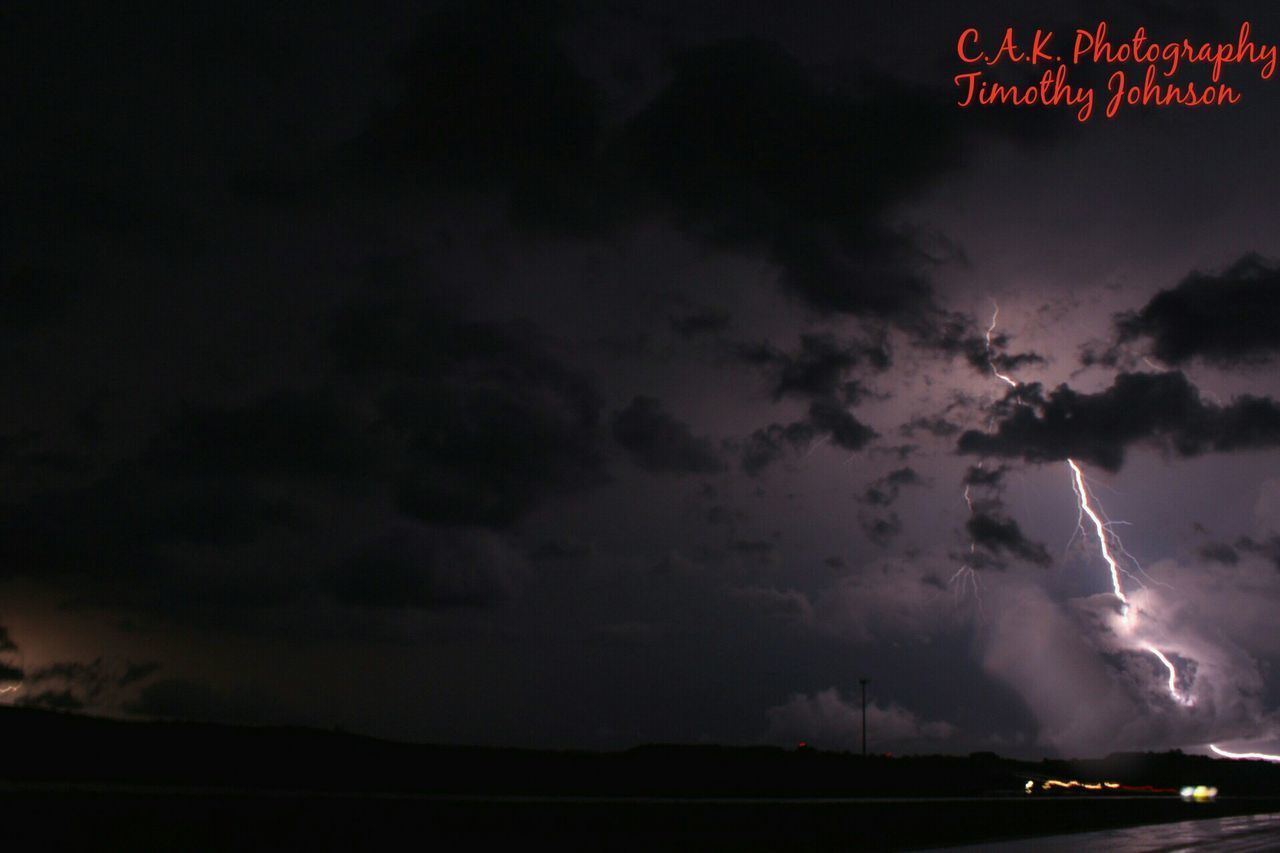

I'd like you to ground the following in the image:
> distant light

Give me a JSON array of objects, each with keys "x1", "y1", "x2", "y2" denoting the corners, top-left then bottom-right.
[
  {"x1": 1025, "y1": 780, "x2": 1034, "y2": 794},
  {"x1": 1042, "y1": 779, "x2": 1119, "y2": 791},
  {"x1": 1180, "y1": 785, "x2": 1217, "y2": 801}
]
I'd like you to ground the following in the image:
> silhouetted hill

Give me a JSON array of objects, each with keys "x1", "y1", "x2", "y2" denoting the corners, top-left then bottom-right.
[{"x1": 4, "y1": 705, "x2": 1280, "y2": 798}]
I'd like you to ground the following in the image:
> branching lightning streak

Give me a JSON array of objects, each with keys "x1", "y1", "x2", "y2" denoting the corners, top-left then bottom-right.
[
  {"x1": 1067, "y1": 459, "x2": 1130, "y2": 616},
  {"x1": 0, "y1": 684, "x2": 18, "y2": 694},
  {"x1": 985, "y1": 302, "x2": 1018, "y2": 389},
  {"x1": 1067, "y1": 458, "x2": 1197, "y2": 704},
  {"x1": 1068, "y1": 456, "x2": 1204, "y2": 707},
  {"x1": 949, "y1": 485, "x2": 982, "y2": 605},
  {"x1": 982, "y1": 303, "x2": 1192, "y2": 708},
  {"x1": 952, "y1": 302, "x2": 1021, "y2": 607}
]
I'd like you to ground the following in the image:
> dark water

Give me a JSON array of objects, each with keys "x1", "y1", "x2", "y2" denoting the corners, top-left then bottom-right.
[{"x1": 923, "y1": 810, "x2": 1280, "y2": 851}]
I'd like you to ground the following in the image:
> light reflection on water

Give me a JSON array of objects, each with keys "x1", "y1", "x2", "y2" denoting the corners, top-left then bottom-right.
[{"x1": 923, "y1": 811, "x2": 1280, "y2": 852}]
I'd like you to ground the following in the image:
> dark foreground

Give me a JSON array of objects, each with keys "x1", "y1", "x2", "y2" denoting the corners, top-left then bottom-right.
[
  {"x1": 2, "y1": 790, "x2": 1278, "y2": 851},
  {"x1": 928, "y1": 811, "x2": 1280, "y2": 852},
  {"x1": 5, "y1": 706, "x2": 1280, "y2": 849}
]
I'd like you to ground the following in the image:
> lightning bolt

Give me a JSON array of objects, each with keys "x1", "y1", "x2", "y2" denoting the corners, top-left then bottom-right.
[
  {"x1": 1067, "y1": 459, "x2": 1130, "y2": 617},
  {"x1": 951, "y1": 301, "x2": 1022, "y2": 607},
  {"x1": 1067, "y1": 457, "x2": 1198, "y2": 705},
  {"x1": 0, "y1": 684, "x2": 18, "y2": 694},
  {"x1": 985, "y1": 301, "x2": 1019, "y2": 389},
  {"x1": 1144, "y1": 644, "x2": 1193, "y2": 706},
  {"x1": 1209, "y1": 745, "x2": 1280, "y2": 761},
  {"x1": 979, "y1": 306, "x2": 1194, "y2": 709},
  {"x1": 949, "y1": 484, "x2": 983, "y2": 606}
]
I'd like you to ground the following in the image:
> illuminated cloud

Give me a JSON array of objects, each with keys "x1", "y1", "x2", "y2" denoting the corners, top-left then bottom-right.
[{"x1": 766, "y1": 688, "x2": 955, "y2": 751}]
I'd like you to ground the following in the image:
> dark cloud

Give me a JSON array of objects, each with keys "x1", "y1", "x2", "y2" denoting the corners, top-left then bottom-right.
[
  {"x1": 334, "y1": 277, "x2": 609, "y2": 528},
  {"x1": 124, "y1": 677, "x2": 280, "y2": 725},
  {"x1": 740, "y1": 422, "x2": 816, "y2": 476},
  {"x1": 705, "y1": 506, "x2": 733, "y2": 526},
  {"x1": 332, "y1": 522, "x2": 527, "y2": 610},
  {"x1": 864, "y1": 487, "x2": 894, "y2": 507},
  {"x1": 670, "y1": 306, "x2": 731, "y2": 338},
  {"x1": 901, "y1": 415, "x2": 960, "y2": 438},
  {"x1": 28, "y1": 661, "x2": 100, "y2": 685},
  {"x1": 347, "y1": 0, "x2": 1071, "y2": 343},
  {"x1": 118, "y1": 661, "x2": 163, "y2": 688},
  {"x1": 0, "y1": 462, "x2": 310, "y2": 580},
  {"x1": 0, "y1": 624, "x2": 17, "y2": 653},
  {"x1": 992, "y1": 350, "x2": 1048, "y2": 373},
  {"x1": 0, "y1": 266, "x2": 75, "y2": 330},
  {"x1": 737, "y1": 333, "x2": 883, "y2": 403},
  {"x1": 225, "y1": 168, "x2": 314, "y2": 206},
  {"x1": 626, "y1": 38, "x2": 959, "y2": 319},
  {"x1": 912, "y1": 311, "x2": 988, "y2": 370},
  {"x1": 611, "y1": 396, "x2": 724, "y2": 475},
  {"x1": 348, "y1": 11, "x2": 1007, "y2": 353},
  {"x1": 728, "y1": 539, "x2": 774, "y2": 556},
  {"x1": 861, "y1": 512, "x2": 902, "y2": 546},
  {"x1": 739, "y1": 395, "x2": 875, "y2": 475},
  {"x1": 863, "y1": 466, "x2": 923, "y2": 506},
  {"x1": 18, "y1": 689, "x2": 83, "y2": 711},
  {"x1": 965, "y1": 510, "x2": 1051, "y2": 567},
  {"x1": 1237, "y1": 535, "x2": 1280, "y2": 571},
  {"x1": 962, "y1": 465, "x2": 1006, "y2": 488},
  {"x1": 14, "y1": 0, "x2": 1280, "y2": 759},
  {"x1": 159, "y1": 390, "x2": 379, "y2": 485},
  {"x1": 729, "y1": 585, "x2": 811, "y2": 621},
  {"x1": 1117, "y1": 254, "x2": 1280, "y2": 367},
  {"x1": 10, "y1": 656, "x2": 160, "y2": 713},
  {"x1": 1078, "y1": 342, "x2": 1124, "y2": 371},
  {"x1": 918, "y1": 310, "x2": 1046, "y2": 379},
  {"x1": 1199, "y1": 542, "x2": 1240, "y2": 566},
  {"x1": 808, "y1": 397, "x2": 877, "y2": 451},
  {"x1": 0, "y1": 276, "x2": 606, "y2": 619},
  {"x1": 0, "y1": 662, "x2": 23, "y2": 682},
  {"x1": 27, "y1": 656, "x2": 162, "y2": 699},
  {"x1": 364, "y1": 11, "x2": 970, "y2": 322},
  {"x1": 958, "y1": 371, "x2": 1280, "y2": 472},
  {"x1": 355, "y1": 2, "x2": 605, "y2": 232},
  {"x1": 528, "y1": 539, "x2": 591, "y2": 562},
  {"x1": 886, "y1": 467, "x2": 921, "y2": 486}
]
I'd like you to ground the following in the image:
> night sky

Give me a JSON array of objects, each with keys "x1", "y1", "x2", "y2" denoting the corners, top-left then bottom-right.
[{"x1": 9, "y1": 0, "x2": 1280, "y2": 760}]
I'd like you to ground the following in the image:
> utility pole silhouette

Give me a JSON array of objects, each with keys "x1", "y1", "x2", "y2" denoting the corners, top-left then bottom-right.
[{"x1": 859, "y1": 678, "x2": 869, "y2": 757}]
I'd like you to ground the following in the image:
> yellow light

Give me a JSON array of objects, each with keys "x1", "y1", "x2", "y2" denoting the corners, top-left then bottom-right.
[{"x1": 1041, "y1": 778, "x2": 1123, "y2": 792}]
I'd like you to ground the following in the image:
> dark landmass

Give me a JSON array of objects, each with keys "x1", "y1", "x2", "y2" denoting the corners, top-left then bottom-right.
[{"x1": 3, "y1": 705, "x2": 1280, "y2": 850}]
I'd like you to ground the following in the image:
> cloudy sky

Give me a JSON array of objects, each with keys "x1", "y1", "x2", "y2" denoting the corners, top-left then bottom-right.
[{"x1": 7, "y1": 0, "x2": 1280, "y2": 759}]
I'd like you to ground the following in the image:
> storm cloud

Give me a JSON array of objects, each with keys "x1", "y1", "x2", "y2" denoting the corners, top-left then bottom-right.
[
  {"x1": 958, "y1": 372, "x2": 1280, "y2": 471},
  {"x1": 611, "y1": 396, "x2": 724, "y2": 474},
  {"x1": 1118, "y1": 254, "x2": 1280, "y2": 367}
]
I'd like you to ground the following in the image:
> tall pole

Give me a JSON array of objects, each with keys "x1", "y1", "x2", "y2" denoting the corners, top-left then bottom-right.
[{"x1": 859, "y1": 678, "x2": 869, "y2": 757}]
